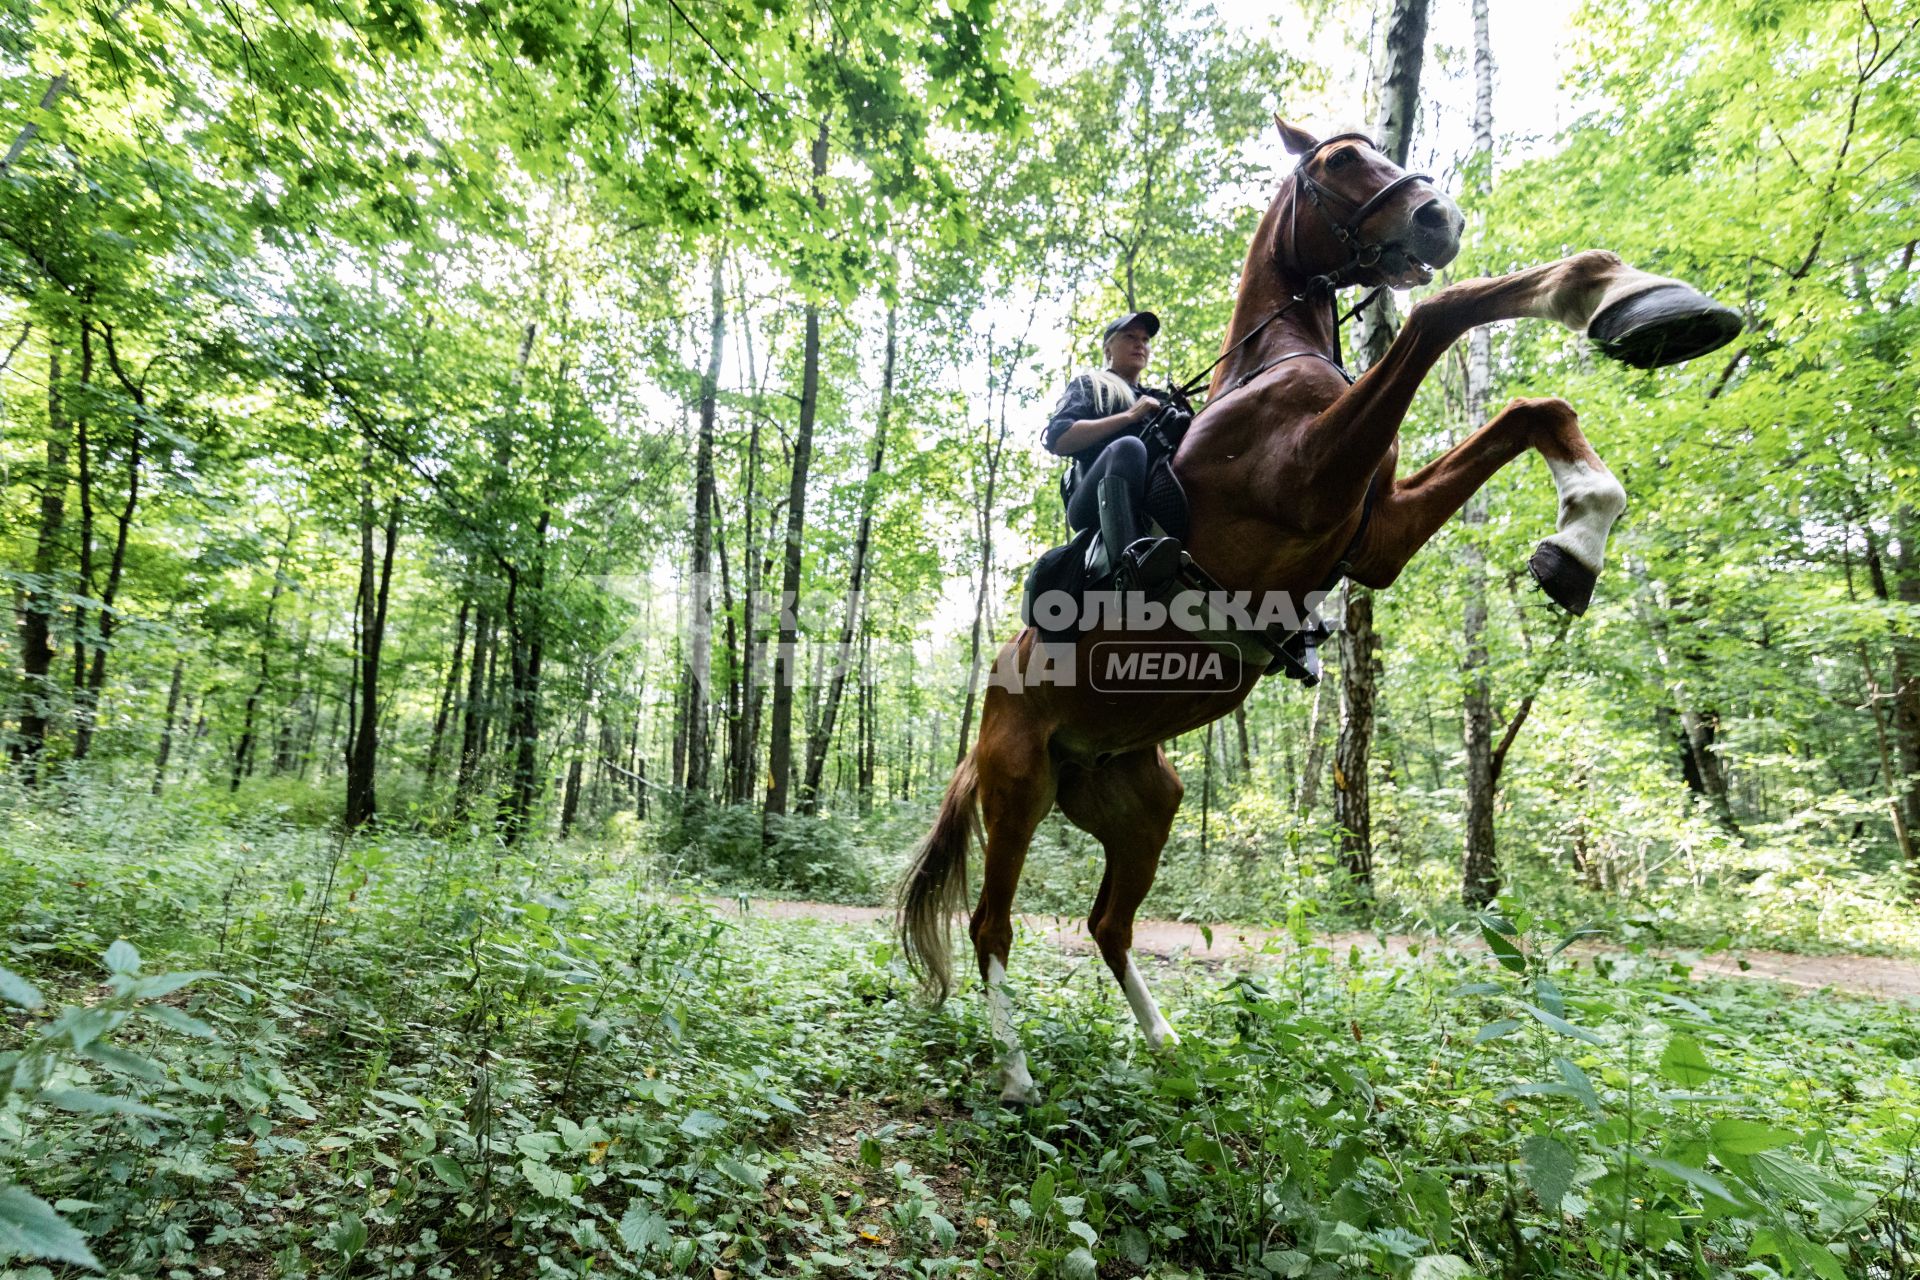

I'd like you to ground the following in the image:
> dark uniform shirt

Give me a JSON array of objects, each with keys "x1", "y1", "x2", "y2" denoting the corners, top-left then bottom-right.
[{"x1": 1042, "y1": 374, "x2": 1172, "y2": 475}]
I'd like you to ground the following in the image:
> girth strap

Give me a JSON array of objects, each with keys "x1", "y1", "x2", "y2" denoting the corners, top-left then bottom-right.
[{"x1": 1322, "y1": 472, "x2": 1382, "y2": 594}]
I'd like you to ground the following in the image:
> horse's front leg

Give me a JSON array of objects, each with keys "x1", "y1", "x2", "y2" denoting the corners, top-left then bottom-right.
[
  {"x1": 1297, "y1": 251, "x2": 1731, "y2": 513},
  {"x1": 1421, "y1": 248, "x2": 1734, "y2": 346},
  {"x1": 1344, "y1": 396, "x2": 1626, "y2": 615}
]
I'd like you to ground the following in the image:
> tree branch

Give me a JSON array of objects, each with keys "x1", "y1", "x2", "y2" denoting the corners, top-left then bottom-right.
[
  {"x1": 0, "y1": 74, "x2": 68, "y2": 177},
  {"x1": 1489, "y1": 610, "x2": 1574, "y2": 785},
  {"x1": 0, "y1": 323, "x2": 30, "y2": 378}
]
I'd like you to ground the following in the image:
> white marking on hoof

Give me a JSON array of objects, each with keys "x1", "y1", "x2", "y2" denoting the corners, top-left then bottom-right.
[
  {"x1": 1121, "y1": 954, "x2": 1177, "y2": 1049},
  {"x1": 985, "y1": 957, "x2": 1037, "y2": 1104},
  {"x1": 1540, "y1": 456, "x2": 1626, "y2": 575}
]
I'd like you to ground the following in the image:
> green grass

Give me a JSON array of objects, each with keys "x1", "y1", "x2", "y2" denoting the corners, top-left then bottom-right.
[{"x1": 1, "y1": 786, "x2": 1917, "y2": 1278}]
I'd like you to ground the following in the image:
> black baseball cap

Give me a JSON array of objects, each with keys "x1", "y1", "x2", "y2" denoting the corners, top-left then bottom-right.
[{"x1": 1100, "y1": 311, "x2": 1160, "y2": 344}]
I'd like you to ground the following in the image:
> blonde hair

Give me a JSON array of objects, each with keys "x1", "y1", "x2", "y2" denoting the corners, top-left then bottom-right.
[{"x1": 1080, "y1": 367, "x2": 1138, "y2": 416}]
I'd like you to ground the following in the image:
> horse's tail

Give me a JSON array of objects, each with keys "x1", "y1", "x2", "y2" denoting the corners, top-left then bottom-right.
[{"x1": 895, "y1": 749, "x2": 981, "y2": 1004}]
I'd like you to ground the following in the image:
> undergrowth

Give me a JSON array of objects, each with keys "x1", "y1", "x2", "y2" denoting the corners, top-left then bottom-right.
[
  {"x1": 657, "y1": 788, "x2": 1920, "y2": 959},
  {"x1": 0, "y1": 785, "x2": 1916, "y2": 1277}
]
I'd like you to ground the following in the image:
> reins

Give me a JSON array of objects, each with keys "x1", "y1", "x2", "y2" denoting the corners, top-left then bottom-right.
[{"x1": 1174, "y1": 135, "x2": 1432, "y2": 401}]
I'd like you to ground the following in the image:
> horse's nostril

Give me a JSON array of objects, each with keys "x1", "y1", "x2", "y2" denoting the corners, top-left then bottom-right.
[{"x1": 1414, "y1": 200, "x2": 1452, "y2": 230}]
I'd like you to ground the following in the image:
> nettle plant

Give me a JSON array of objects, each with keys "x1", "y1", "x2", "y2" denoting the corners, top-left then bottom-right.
[
  {"x1": 0, "y1": 944, "x2": 214, "y2": 1271},
  {"x1": 1457, "y1": 905, "x2": 1883, "y2": 1278}
]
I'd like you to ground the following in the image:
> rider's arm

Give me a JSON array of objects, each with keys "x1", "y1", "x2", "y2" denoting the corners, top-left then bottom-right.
[
  {"x1": 1049, "y1": 402, "x2": 1156, "y2": 455},
  {"x1": 1042, "y1": 376, "x2": 1163, "y2": 457}
]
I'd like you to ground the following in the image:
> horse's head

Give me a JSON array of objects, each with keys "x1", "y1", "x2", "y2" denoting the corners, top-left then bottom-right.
[{"x1": 1271, "y1": 117, "x2": 1463, "y2": 290}]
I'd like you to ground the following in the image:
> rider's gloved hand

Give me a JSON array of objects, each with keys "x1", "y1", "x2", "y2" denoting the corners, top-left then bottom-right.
[{"x1": 1128, "y1": 396, "x2": 1164, "y2": 422}]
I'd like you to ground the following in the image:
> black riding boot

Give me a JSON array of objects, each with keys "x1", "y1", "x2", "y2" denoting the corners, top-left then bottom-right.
[{"x1": 1096, "y1": 474, "x2": 1183, "y2": 594}]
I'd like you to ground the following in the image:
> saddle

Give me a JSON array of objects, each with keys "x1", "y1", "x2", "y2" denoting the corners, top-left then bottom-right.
[{"x1": 1021, "y1": 456, "x2": 1336, "y2": 686}]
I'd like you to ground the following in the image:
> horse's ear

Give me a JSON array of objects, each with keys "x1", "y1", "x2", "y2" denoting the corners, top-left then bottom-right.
[{"x1": 1273, "y1": 116, "x2": 1319, "y2": 156}]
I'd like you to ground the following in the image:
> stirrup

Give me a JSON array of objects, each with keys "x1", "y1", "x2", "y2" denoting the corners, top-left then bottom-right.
[{"x1": 1120, "y1": 536, "x2": 1185, "y2": 595}]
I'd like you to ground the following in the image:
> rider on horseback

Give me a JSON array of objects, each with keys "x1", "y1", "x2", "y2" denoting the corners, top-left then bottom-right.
[{"x1": 1044, "y1": 312, "x2": 1188, "y2": 593}]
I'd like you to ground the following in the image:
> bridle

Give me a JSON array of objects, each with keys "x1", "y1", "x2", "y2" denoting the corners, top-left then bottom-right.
[
  {"x1": 1289, "y1": 132, "x2": 1434, "y2": 284},
  {"x1": 1175, "y1": 135, "x2": 1436, "y2": 399}
]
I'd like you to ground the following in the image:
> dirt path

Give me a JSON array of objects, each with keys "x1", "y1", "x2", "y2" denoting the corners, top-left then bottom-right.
[{"x1": 704, "y1": 896, "x2": 1920, "y2": 1001}]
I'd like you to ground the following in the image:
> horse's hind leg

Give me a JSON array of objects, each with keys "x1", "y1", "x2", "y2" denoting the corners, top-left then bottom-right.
[
  {"x1": 1057, "y1": 748, "x2": 1185, "y2": 1049},
  {"x1": 1343, "y1": 396, "x2": 1625, "y2": 615},
  {"x1": 968, "y1": 694, "x2": 1057, "y2": 1105}
]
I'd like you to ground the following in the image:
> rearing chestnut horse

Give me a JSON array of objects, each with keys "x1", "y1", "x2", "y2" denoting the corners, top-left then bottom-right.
[{"x1": 898, "y1": 119, "x2": 1739, "y2": 1105}]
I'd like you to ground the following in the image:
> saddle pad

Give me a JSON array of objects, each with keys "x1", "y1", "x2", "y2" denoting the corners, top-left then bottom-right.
[
  {"x1": 1145, "y1": 456, "x2": 1190, "y2": 542},
  {"x1": 1022, "y1": 526, "x2": 1097, "y2": 642}
]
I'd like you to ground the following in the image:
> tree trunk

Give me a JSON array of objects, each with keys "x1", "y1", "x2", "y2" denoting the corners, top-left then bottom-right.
[
  {"x1": 480, "y1": 619, "x2": 500, "y2": 762},
  {"x1": 560, "y1": 671, "x2": 592, "y2": 838},
  {"x1": 317, "y1": 673, "x2": 343, "y2": 778},
  {"x1": 671, "y1": 638, "x2": 689, "y2": 791},
  {"x1": 273, "y1": 700, "x2": 298, "y2": 776},
  {"x1": 1866, "y1": 515, "x2": 1920, "y2": 850},
  {"x1": 957, "y1": 313, "x2": 1029, "y2": 759},
  {"x1": 1459, "y1": 0, "x2": 1501, "y2": 910},
  {"x1": 481, "y1": 269, "x2": 548, "y2": 834},
  {"x1": 231, "y1": 526, "x2": 294, "y2": 791},
  {"x1": 426, "y1": 594, "x2": 471, "y2": 784},
  {"x1": 685, "y1": 251, "x2": 725, "y2": 797},
  {"x1": 1633, "y1": 571, "x2": 1741, "y2": 835},
  {"x1": 455, "y1": 605, "x2": 494, "y2": 813},
  {"x1": 151, "y1": 654, "x2": 184, "y2": 795},
  {"x1": 1234, "y1": 703, "x2": 1252, "y2": 783},
  {"x1": 741, "y1": 513, "x2": 772, "y2": 806},
  {"x1": 1350, "y1": 0, "x2": 1432, "y2": 368},
  {"x1": 1334, "y1": 0, "x2": 1431, "y2": 869},
  {"x1": 764, "y1": 122, "x2": 831, "y2": 824},
  {"x1": 901, "y1": 648, "x2": 916, "y2": 801},
  {"x1": 1895, "y1": 513, "x2": 1920, "y2": 847},
  {"x1": 1853, "y1": 638, "x2": 1915, "y2": 870},
  {"x1": 75, "y1": 326, "x2": 147, "y2": 762},
  {"x1": 858, "y1": 628, "x2": 876, "y2": 808},
  {"x1": 182, "y1": 696, "x2": 206, "y2": 774},
  {"x1": 70, "y1": 324, "x2": 95, "y2": 717},
  {"x1": 272, "y1": 619, "x2": 309, "y2": 776},
  {"x1": 802, "y1": 304, "x2": 896, "y2": 814},
  {"x1": 1298, "y1": 676, "x2": 1330, "y2": 817},
  {"x1": 499, "y1": 511, "x2": 550, "y2": 843},
  {"x1": 344, "y1": 493, "x2": 400, "y2": 830},
  {"x1": 1459, "y1": 565, "x2": 1499, "y2": 905},
  {"x1": 1334, "y1": 584, "x2": 1379, "y2": 881},
  {"x1": 15, "y1": 343, "x2": 68, "y2": 782},
  {"x1": 715, "y1": 501, "x2": 742, "y2": 801},
  {"x1": 731, "y1": 257, "x2": 765, "y2": 806}
]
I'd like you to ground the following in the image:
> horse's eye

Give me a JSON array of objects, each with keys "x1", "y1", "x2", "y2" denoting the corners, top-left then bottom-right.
[{"x1": 1327, "y1": 147, "x2": 1358, "y2": 169}]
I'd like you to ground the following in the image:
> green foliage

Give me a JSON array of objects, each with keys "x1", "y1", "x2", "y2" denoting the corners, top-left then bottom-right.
[
  {"x1": 2, "y1": 0, "x2": 1918, "y2": 1266},
  {"x1": 0, "y1": 938, "x2": 212, "y2": 1269},
  {"x1": 665, "y1": 801, "x2": 879, "y2": 900},
  {"x1": 5, "y1": 794, "x2": 1914, "y2": 1276}
]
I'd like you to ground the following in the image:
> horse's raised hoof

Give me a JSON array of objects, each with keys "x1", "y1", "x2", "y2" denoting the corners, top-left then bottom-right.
[
  {"x1": 1588, "y1": 282, "x2": 1741, "y2": 369},
  {"x1": 998, "y1": 1094, "x2": 1034, "y2": 1113},
  {"x1": 1529, "y1": 541, "x2": 1596, "y2": 617}
]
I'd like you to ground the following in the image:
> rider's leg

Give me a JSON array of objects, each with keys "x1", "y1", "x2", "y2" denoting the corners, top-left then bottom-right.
[
  {"x1": 1071, "y1": 436, "x2": 1146, "y2": 534},
  {"x1": 1076, "y1": 437, "x2": 1181, "y2": 590},
  {"x1": 1066, "y1": 457, "x2": 1103, "y2": 532}
]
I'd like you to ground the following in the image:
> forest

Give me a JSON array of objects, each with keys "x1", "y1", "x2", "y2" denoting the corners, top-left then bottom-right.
[{"x1": 0, "y1": 0, "x2": 1916, "y2": 1275}]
